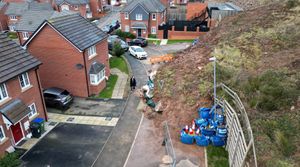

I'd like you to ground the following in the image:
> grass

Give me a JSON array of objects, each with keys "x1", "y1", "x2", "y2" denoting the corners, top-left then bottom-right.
[
  {"x1": 207, "y1": 145, "x2": 229, "y2": 167},
  {"x1": 109, "y1": 56, "x2": 129, "y2": 74},
  {"x1": 147, "y1": 39, "x2": 161, "y2": 45},
  {"x1": 167, "y1": 39, "x2": 194, "y2": 44},
  {"x1": 98, "y1": 74, "x2": 118, "y2": 98}
]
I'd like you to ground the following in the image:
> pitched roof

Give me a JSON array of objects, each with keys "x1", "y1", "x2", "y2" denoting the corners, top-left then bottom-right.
[
  {"x1": 55, "y1": 0, "x2": 89, "y2": 5},
  {"x1": 0, "y1": 33, "x2": 41, "y2": 83},
  {"x1": 16, "y1": 10, "x2": 55, "y2": 32},
  {"x1": 89, "y1": 61, "x2": 105, "y2": 74},
  {"x1": 0, "y1": 99, "x2": 31, "y2": 125},
  {"x1": 24, "y1": 13, "x2": 108, "y2": 51},
  {"x1": 5, "y1": 2, "x2": 53, "y2": 16},
  {"x1": 122, "y1": 0, "x2": 166, "y2": 13}
]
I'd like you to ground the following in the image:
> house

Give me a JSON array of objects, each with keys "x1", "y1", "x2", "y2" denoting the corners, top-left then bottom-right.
[
  {"x1": 4, "y1": 1, "x2": 53, "y2": 31},
  {"x1": 15, "y1": 10, "x2": 55, "y2": 45},
  {"x1": 0, "y1": 33, "x2": 47, "y2": 156},
  {"x1": 0, "y1": 2, "x2": 8, "y2": 31},
  {"x1": 120, "y1": 0, "x2": 166, "y2": 38},
  {"x1": 54, "y1": 0, "x2": 92, "y2": 18},
  {"x1": 23, "y1": 13, "x2": 110, "y2": 97}
]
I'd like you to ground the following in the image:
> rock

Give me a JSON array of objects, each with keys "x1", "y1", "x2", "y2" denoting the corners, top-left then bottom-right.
[{"x1": 161, "y1": 155, "x2": 173, "y2": 164}]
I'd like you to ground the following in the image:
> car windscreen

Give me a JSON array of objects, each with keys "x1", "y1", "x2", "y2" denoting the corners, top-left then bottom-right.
[
  {"x1": 135, "y1": 48, "x2": 144, "y2": 52},
  {"x1": 61, "y1": 90, "x2": 70, "y2": 96}
]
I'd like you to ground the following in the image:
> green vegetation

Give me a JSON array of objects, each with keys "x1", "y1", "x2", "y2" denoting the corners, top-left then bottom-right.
[
  {"x1": 112, "y1": 43, "x2": 125, "y2": 57},
  {"x1": 115, "y1": 29, "x2": 135, "y2": 40},
  {"x1": 147, "y1": 39, "x2": 161, "y2": 45},
  {"x1": 8, "y1": 32, "x2": 17, "y2": 39},
  {"x1": 167, "y1": 39, "x2": 194, "y2": 44},
  {"x1": 0, "y1": 152, "x2": 21, "y2": 167},
  {"x1": 148, "y1": 34, "x2": 157, "y2": 38},
  {"x1": 109, "y1": 56, "x2": 129, "y2": 74},
  {"x1": 98, "y1": 75, "x2": 118, "y2": 98},
  {"x1": 207, "y1": 146, "x2": 229, "y2": 167}
]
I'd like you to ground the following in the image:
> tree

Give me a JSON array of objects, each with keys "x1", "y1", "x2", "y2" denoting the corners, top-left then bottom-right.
[{"x1": 112, "y1": 42, "x2": 125, "y2": 57}]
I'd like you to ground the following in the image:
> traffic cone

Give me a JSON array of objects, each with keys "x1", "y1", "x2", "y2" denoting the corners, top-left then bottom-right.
[
  {"x1": 196, "y1": 128, "x2": 200, "y2": 135},
  {"x1": 184, "y1": 125, "x2": 189, "y2": 133},
  {"x1": 192, "y1": 123, "x2": 196, "y2": 131},
  {"x1": 189, "y1": 128, "x2": 194, "y2": 135}
]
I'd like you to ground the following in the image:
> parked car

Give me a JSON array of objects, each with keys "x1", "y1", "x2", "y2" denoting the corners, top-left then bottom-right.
[
  {"x1": 91, "y1": 20, "x2": 100, "y2": 26},
  {"x1": 108, "y1": 35, "x2": 129, "y2": 51},
  {"x1": 43, "y1": 87, "x2": 73, "y2": 109},
  {"x1": 101, "y1": 25, "x2": 113, "y2": 34},
  {"x1": 128, "y1": 37, "x2": 148, "y2": 47},
  {"x1": 111, "y1": 20, "x2": 120, "y2": 30},
  {"x1": 129, "y1": 46, "x2": 148, "y2": 59}
]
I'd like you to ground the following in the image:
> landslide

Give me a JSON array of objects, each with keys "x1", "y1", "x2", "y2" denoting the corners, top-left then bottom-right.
[{"x1": 154, "y1": 0, "x2": 300, "y2": 166}]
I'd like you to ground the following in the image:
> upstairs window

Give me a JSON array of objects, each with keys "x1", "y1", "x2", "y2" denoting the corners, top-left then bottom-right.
[
  {"x1": 136, "y1": 14, "x2": 142, "y2": 20},
  {"x1": 125, "y1": 12, "x2": 128, "y2": 19},
  {"x1": 28, "y1": 103, "x2": 37, "y2": 119},
  {"x1": 9, "y1": 15, "x2": 17, "y2": 20},
  {"x1": 88, "y1": 45, "x2": 97, "y2": 58},
  {"x1": 0, "y1": 84, "x2": 8, "y2": 102},
  {"x1": 74, "y1": 5, "x2": 78, "y2": 10},
  {"x1": 19, "y1": 72, "x2": 30, "y2": 89},
  {"x1": 22, "y1": 32, "x2": 29, "y2": 39},
  {"x1": 152, "y1": 13, "x2": 156, "y2": 20}
]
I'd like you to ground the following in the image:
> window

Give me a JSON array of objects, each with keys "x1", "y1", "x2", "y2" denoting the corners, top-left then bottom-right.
[
  {"x1": 22, "y1": 32, "x2": 29, "y2": 39},
  {"x1": 88, "y1": 45, "x2": 97, "y2": 58},
  {"x1": 74, "y1": 5, "x2": 78, "y2": 10},
  {"x1": 136, "y1": 14, "x2": 142, "y2": 20},
  {"x1": 0, "y1": 84, "x2": 8, "y2": 102},
  {"x1": 9, "y1": 15, "x2": 17, "y2": 20},
  {"x1": 151, "y1": 27, "x2": 156, "y2": 34},
  {"x1": 61, "y1": 5, "x2": 69, "y2": 11},
  {"x1": 124, "y1": 12, "x2": 128, "y2": 19},
  {"x1": 90, "y1": 69, "x2": 105, "y2": 85},
  {"x1": 86, "y1": 4, "x2": 90, "y2": 9},
  {"x1": 152, "y1": 13, "x2": 156, "y2": 20},
  {"x1": 125, "y1": 25, "x2": 129, "y2": 32},
  {"x1": 19, "y1": 73, "x2": 30, "y2": 89},
  {"x1": 0, "y1": 126, "x2": 6, "y2": 142},
  {"x1": 28, "y1": 103, "x2": 37, "y2": 119},
  {"x1": 9, "y1": 26, "x2": 15, "y2": 31}
]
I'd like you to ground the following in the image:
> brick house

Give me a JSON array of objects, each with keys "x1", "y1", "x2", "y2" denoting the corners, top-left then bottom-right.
[
  {"x1": 5, "y1": 1, "x2": 53, "y2": 31},
  {"x1": 53, "y1": 0, "x2": 92, "y2": 18},
  {"x1": 0, "y1": 33, "x2": 48, "y2": 156},
  {"x1": 0, "y1": 2, "x2": 8, "y2": 31},
  {"x1": 23, "y1": 13, "x2": 110, "y2": 97},
  {"x1": 120, "y1": 0, "x2": 166, "y2": 38}
]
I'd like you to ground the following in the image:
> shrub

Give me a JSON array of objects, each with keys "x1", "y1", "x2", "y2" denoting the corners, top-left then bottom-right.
[
  {"x1": 286, "y1": 0, "x2": 299, "y2": 9},
  {"x1": 115, "y1": 29, "x2": 135, "y2": 40},
  {"x1": 0, "y1": 152, "x2": 21, "y2": 167},
  {"x1": 148, "y1": 34, "x2": 157, "y2": 38},
  {"x1": 8, "y1": 32, "x2": 17, "y2": 39},
  {"x1": 112, "y1": 42, "x2": 125, "y2": 57}
]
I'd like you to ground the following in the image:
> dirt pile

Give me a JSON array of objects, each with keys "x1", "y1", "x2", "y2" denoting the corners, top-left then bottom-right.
[{"x1": 154, "y1": 1, "x2": 300, "y2": 166}]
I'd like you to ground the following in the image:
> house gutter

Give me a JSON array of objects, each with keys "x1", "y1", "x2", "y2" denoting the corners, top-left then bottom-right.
[
  {"x1": 35, "y1": 68, "x2": 48, "y2": 121},
  {"x1": 82, "y1": 51, "x2": 90, "y2": 97}
]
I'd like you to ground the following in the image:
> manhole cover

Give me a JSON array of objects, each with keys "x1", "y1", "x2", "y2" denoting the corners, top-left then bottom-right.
[
  {"x1": 49, "y1": 122, "x2": 57, "y2": 126},
  {"x1": 105, "y1": 117, "x2": 112, "y2": 121},
  {"x1": 66, "y1": 117, "x2": 75, "y2": 122}
]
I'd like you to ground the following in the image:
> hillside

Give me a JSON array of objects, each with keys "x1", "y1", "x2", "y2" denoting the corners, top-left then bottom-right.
[{"x1": 154, "y1": 0, "x2": 300, "y2": 166}]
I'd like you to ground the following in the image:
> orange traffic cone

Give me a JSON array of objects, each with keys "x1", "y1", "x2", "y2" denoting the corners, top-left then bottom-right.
[
  {"x1": 196, "y1": 128, "x2": 200, "y2": 135},
  {"x1": 184, "y1": 125, "x2": 189, "y2": 133},
  {"x1": 189, "y1": 128, "x2": 194, "y2": 135}
]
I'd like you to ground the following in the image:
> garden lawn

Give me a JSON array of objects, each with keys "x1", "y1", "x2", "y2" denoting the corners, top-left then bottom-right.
[
  {"x1": 109, "y1": 56, "x2": 129, "y2": 74},
  {"x1": 98, "y1": 75, "x2": 118, "y2": 98},
  {"x1": 167, "y1": 39, "x2": 194, "y2": 44},
  {"x1": 207, "y1": 145, "x2": 229, "y2": 167}
]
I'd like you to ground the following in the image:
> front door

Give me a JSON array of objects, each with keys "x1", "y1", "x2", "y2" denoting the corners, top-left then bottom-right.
[
  {"x1": 11, "y1": 123, "x2": 23, "y2": 144},
  {"x1": 137, "y1": 29, "x2": 142, "y2": 37}
]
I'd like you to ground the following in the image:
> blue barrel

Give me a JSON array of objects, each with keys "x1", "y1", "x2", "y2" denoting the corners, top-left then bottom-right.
[
  {"x1": 195, "y1": 135, "x2": 209, "y2": 147},
  {"x1": 209, "y1": 119, "x2": 219, "y2": 129},
  {"x1": 195, "y1": 118, "x2": 208, "y2": 128},
  {"x1": 216, "y1": 114, "x2": 225, "y2": 124},
  {"x1": 198, "y1": 107, "x2": 211, "y2": 119},
  {"x1": 217, "y1": 127, "x2": 227, "y2": 139},
  {"x1": 180, "y1": 131, "x2": 194, "y2": 144},
  {"x1": 201, "y1": 128, "x2": 216, "y2": 137},
  {"x1": 211, "y1": 136, "x2": 226, "y2": 147}
]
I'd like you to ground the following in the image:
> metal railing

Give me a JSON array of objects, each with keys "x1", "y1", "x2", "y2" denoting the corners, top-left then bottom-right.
[
  {"x1": 216, "y1": 83, "x2": 258, "y2": 167},
  {"x1": 163, "y1": 121, "x2": 176, "y2": 167}
]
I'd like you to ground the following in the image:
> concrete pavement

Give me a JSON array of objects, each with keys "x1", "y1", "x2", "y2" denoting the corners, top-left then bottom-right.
[{"x1": 111, "y1": 68, "x2": 128, "y2": 99}]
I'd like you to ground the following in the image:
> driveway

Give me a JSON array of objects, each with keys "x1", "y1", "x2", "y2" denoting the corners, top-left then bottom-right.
[
  {"x1": 21, "y1": 123, "x2": 113, "y2": 167},
  {"x1": 47, "y1": 97, "x2": 126, "y2": 117}
]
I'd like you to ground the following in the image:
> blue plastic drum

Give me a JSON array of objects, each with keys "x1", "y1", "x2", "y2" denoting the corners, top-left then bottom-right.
[
  {"x1": 195, "y1": 135, "x2": 209, "y2": 147},
  {"x1": 198, "y1": 107, "x2": 211, "y2": 119},
  {"x1": 180, "y1": 131, "x2": 194, "y2": 144},
  {"x1": 195, "y1": 118, "x2": 208, "y2": 127},
  {"x1": 211, "y1": 136, "x2": 226, "y2": 147},
  {"x1": 201, "y1": 128, "x2": 216, "y2": 137}
]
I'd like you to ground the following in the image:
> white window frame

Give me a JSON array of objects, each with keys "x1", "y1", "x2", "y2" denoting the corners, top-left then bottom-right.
[
  {"x1": 125, "y1": 25, "x2": 129, "y2": 32},
  {"x1": 86, "y1": 4, "x2": 90, "y2": 9},
  {"x1": 74, "y1": 5, "x2": 79, "y2": 10},
  {"x1": 136, "y1": 14, "x2": 142, "y2": 20},
  {"x1": 22, "y1": 32, "x2": 29, "y2": 40},
  {"x1": 151, "y1": 27, "x2": 156, "y2": 34},
  {"x1": 124, "y1": 12, "x2": 129, "y2": 20},
  {"x1": 152, "y1": 13, "x2": 156, "y2": 20},
  {"x1": 9, "y1": 26, "x2": 15, "y2": 32},
  {"x1": 90, "y1": 69, "x2": 105, "y2": 85},
  {"x1": 0, "y1": 83, "x2": 8, "y2": 103},
  {"x1": 0, "y1": 126, "x2": 6, "y2": 142},
  {"x1": 88, "y1": 45, "x2": 97, "y2": 58},
  {"x1": 19, "y1": 72, "x2": 30, "y2": 89},
  {"x1": 9, "y1": 15, "x2": 17, "y2": 20},
  {"x1": 28, "y1": 103, "x2": 37, "y2": 119}
]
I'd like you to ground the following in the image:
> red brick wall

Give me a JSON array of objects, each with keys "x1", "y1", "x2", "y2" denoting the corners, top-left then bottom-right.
[
  {"x1": 186, "y1": 2, "x2": 207, "y2": 21},
  {"x1": 84, "y1": 39, "x2": 110, "y2": 96},
  {"x1": 57, "y1": 4, "x2": 87, "y2": 18},
  {"x1": 27, "y1": 25, "x2": 89, "y2": 97},
  {"x1": 0, "y1": 4, "x2": 8, "y2": 31},
  {"x1": 0, "y1": 68, "x2": 47, "y2": 156},
  {"x1": 17, "y1": 31, "x2": 33, "y2": 45},
  {"x1": 89, "y1": 0, "x2": 103, "y2": 18},
  {"x1": 7, "y1": 15, "x2": 21, "y2": 29}
]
